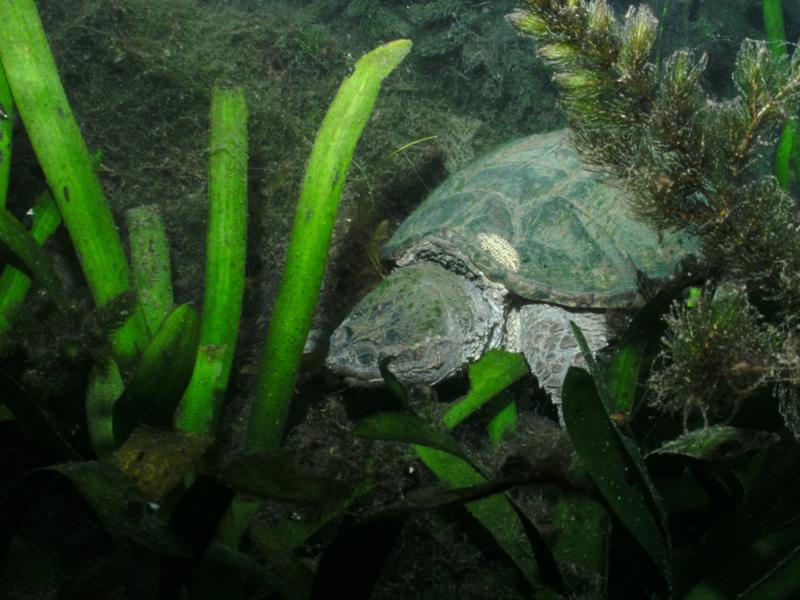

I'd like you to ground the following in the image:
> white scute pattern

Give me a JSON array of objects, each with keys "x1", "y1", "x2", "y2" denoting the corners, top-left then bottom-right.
[{"x1": 477, "y1": 232, "x2": 520, "y2": 272}]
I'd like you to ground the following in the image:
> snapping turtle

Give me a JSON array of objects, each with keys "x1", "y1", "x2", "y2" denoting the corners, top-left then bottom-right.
[{"x1": 327, "y1": 129, "x2": 697, "y2": 406}]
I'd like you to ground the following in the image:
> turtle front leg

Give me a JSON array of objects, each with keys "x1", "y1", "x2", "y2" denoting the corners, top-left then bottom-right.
[{"x1": 517, "y1": 304, "x2": 608, "y2": 422}]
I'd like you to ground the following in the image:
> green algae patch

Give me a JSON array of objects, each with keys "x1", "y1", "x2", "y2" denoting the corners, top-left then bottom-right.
[{"x1": 111, "y1": 425, "x2": 213, "y2": 502}]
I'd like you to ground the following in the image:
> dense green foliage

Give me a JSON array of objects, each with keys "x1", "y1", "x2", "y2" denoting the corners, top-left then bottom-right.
[{"x1": 510, "y1": 0, "x2": 800, "y2": 432}]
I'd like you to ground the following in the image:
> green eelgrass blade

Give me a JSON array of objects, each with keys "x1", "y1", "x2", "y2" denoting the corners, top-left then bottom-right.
[
  {"x1": 175, "y1": 344, "x2": 226, "y2": 434},
  {"x1": 0, "y1": 189, "x2": 61, "y2": 338},
  {"x1": 85, "y1": 360, "x2": 124, "y2": 462},
  {"x1": 353, "y1": 411, "x2": 468, "y2": 459},
  {"x1": 0, "y1": 61, "x2": 11, "y2": 207},
  {"x1": 415, "y1": 445, "x2": 541, "y2": 588},
  {"x1": 246, "y1": 39, "x2": 412, "y2": 451},
  {"x1": 774, "y1": 118, "x2": 797, "y2": 189},
  {"x1": 442, "y1": 350, "x2": 528, "y2": 430},
  {"x1": 0, "y1": 207, "x2": 66, "y2": 311},
  {"x1": 177, "y1": 86, "x2": 248, "y2": 436},
  {"x1": 762, "y1": 0, "x2": 798, "y2": 189},
  {"x1": 487, "y1": 400, "x2": 518, "y2": 443},
  {"x1": 0, "y1": 0, "x2": 149, "y2": 366},
  {"x1": 113, "y1": 303, "x2": 200, "y2": 446},
  {"x1": 606, "y1": 341, "x2": 644, "y2": 416},
  {"x1": 763, "y1": 0, "x2": 787, "y2": 59},
  {"x1": 562, "y1": 366, "x2": 672, "y2": 586},
  {"x1": 126, "y1": 205, "x2": 175, "y2": 336},
  {"x1": 351, "y1": 409, "x2": 546, "y2": 590}
]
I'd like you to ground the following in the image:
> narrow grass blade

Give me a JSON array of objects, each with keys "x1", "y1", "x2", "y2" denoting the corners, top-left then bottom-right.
[
  {"x1": 0, "y1": 208, "x2": 66, "y2": 310},
  {"x1": 649, "y1": 425, "x2": 780, "y2": 460},
  {"x1": 0, "y1": 61, "x2": 11, "y2": 207},
  {"x1": 353, "y1": 411, "x2": 467, "y2": 459},
  {"x1": 606, "y1": 342, "x2": 644, "y2": 416},
  {"x1": 175, "y1": 344, "x2": 226, "y2": 435},
  {"x1": 351, "y1": 405, "x2": 554, "y2": 592},
  {"x1": 0, "y1": 189, "x2": 62, "y2": 338},
  {"x1": 416, "y1": 445, "x2": 542, "y2": 590},
  {"x1": 85, "y1": 360, "x2": 124, "y2": 462}
]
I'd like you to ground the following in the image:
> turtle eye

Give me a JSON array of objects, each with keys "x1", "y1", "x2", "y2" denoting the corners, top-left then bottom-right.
[
  {"x1": 331, "y1": 325, "x2": 353, "y2": 346},
  {"x1": 356, "y1": 347, "x2": 375, "y2": 366}
]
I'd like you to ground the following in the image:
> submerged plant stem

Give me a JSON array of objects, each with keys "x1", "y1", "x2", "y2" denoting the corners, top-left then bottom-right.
[
  {"x1": 246, "y1": 39, "x2": 412, "y2": 452},
  {"x1": 177, "y1": 86, "x2": 248, "y2": 436}
]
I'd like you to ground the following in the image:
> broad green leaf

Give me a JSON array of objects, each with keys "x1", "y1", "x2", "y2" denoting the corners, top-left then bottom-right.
[
  {"x1": 217, "y1": 450, "x2": 351, "y2": 507},
  {"x1": 353, "y1": 411, "x2": 559, "y2": 592},
  {"x1": 649, "y1": 425, "x2": 780, "y2": 460},
  {"x1": 562, "y1": 366, "x2": 671, "y2": 583},
  {"x1": 443, "y1": 350, "x2": 528, "y2": 430},
  {"x1": 487, "y1": 401, "x2": 518, "y2": 443},
  {"x1": 0, "y1": 461, "x2": 187, "y2": 559},
  {"x1": 415, "y1": 445, "x2": 541, "y2": 589},
  {"x1": 85, "y1": 360, "x2": 123, "y2": 462},
  {"x1": 379, "y1": 357, "x2": 412, "y2": 405},
  {"x1": 606, "y1": 342, "x2": 644, "y2": 416},
  {"x1": 569, "y1": 321, "x2": 612, "y2": 408},
  {"x1": 353, "y1": 411, "x2": 467, "y2": 459}
]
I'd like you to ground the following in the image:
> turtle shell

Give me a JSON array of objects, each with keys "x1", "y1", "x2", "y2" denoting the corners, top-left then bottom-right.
[{"x1": 383, "y1": 129, "x2": 698, "y2": 309}]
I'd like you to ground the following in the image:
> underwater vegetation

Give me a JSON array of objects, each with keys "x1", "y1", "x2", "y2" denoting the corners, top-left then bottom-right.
[
  {"x1": 304, "y1": 0, "x2": 561, "y2": 137},
  {"x1": 0, "y1": 0, "x2": 799, "y2": 599}
]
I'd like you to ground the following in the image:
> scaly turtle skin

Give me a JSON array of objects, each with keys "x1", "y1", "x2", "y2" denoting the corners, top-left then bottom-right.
[{"x1": 327, "y1": 129, "x2": 697, "y2": 404}]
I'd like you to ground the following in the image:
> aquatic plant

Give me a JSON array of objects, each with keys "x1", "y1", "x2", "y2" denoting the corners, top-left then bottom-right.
[
  {"x1": 176, "y1": 87, "x2": 248, "y2": 436},
  {"x1": 764, "y1": 0, "x2": 800, "y2": 188},
  {"x1": 647, "y1": 283, "x2": 777, "y2": 427},
  {"x1": 0, "y1": 63, "x2": 10, "y2": 206},
  {"x1": 0, "y1": 0, "x2": 149, "y2": 367},
  {"x1": 0, "y1": 0, "x2": 419, "y2": 591},
  {"x1": 509, "y1": 0, "x2": 800, "y2": 428},
  {"x1": 2, "y1": 1, "x2": 800, "y2": 598},
  {"x1": 246, "y1": 39, "x2": 412, "y2": 452},
  {"x1": 306, "y1": 0, "x2": 555, "y2": 137}
]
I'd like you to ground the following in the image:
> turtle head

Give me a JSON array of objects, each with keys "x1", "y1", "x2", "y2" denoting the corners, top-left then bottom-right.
[{"x1": 326, "y1": 261, "x2": 502, "y2": 385}]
